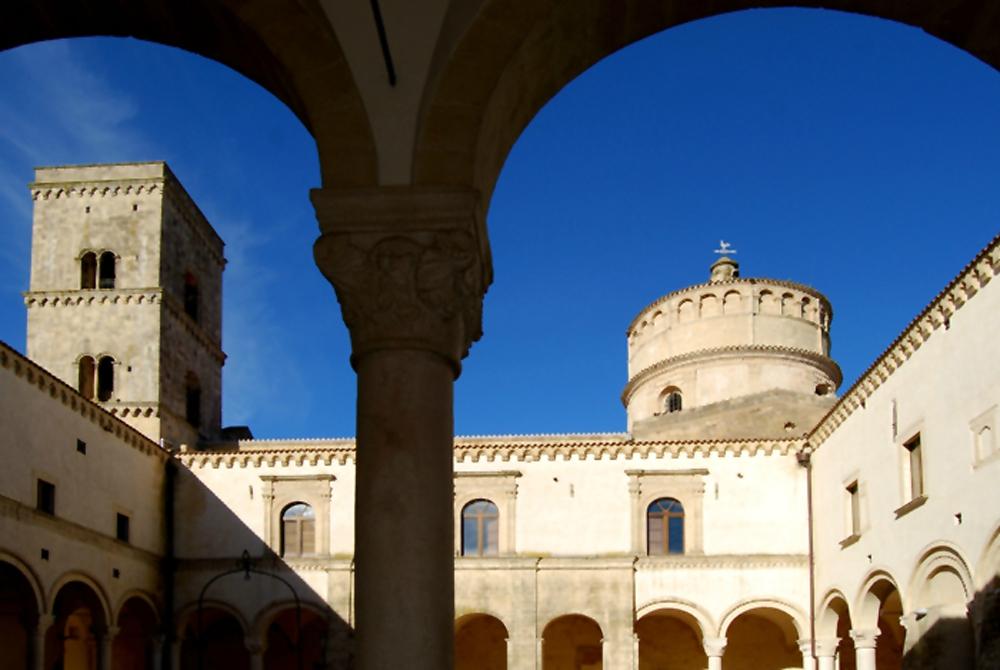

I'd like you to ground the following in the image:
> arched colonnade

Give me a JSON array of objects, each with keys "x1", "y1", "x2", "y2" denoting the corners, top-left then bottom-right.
[{"x1": 4, "y1": 3, "x2": 1000, "y2": 669}]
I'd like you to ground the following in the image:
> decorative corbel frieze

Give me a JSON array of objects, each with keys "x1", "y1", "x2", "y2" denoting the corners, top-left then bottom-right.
[{"x1": 312, "y1": 186, "x2": 492, "y2": 375}]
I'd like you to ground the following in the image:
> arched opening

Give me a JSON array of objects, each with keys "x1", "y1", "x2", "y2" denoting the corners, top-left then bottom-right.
[
  {"x1": 636, "y1": 609, "x2": 706, "y2": 670},
  {"x1": 910, "y1": 563, "x2": 974, "y2": 668},
  {"x1": 0, "y1": 560, "x2": 40, "y2": 670},
  {"x1": 80, "y1": 251, "x2": 97, "y2": 289},
  {"x1": 96, "y1": 355, "x2": 114, "y2": 401},
  {"x1": 46, "y1": 580, "x2": 108, "y2": 670},
  {"x1": 461, "y1": 499, "x2": 499, "y2": 557},
  {"x1": 180, "y1": 607, "x2": 249, "y2": 670},
  {"x1": 858, "y1": 579, "x2": 905, "y2": 670},
  {"x1": 817, "y1": 595, "x2": 855, "y2": 670},
  {"x1": 455, "y1": 613, "x2": 507, "y2": 670},
  {"x1": 661, "y1": 389, "x2": 683, "y2": 414},
  {"x1": 723, "y1": 607, "x2": 801, "y2": 669},
  {"x1": 185, "y1": 371, "x2": 201, "y2": 429},
  {"x1": 98, "y1": 251, "x2": 116, "y2": 289},
  {"x1": 647, "y1": 498, "x2": 684, "y2": 555},
  {"x1": 280, "y1": 502, "x2": 316, "y2": 557},
  {"x1": 263, "y1": 606, "x2": 329, "y2": 670},
  {"x1": 542, "y1": 614, "x2": 603, "y2": 670},
  {"x1": 113, "y1": 596, "x2": 158, "y2": 670},
  {"x1": 78, "y1": 355, "x2": 95, "y2": 400}
]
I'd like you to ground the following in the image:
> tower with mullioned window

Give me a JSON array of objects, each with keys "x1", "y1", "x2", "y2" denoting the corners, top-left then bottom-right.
[{"x1": 24, "y1": 162, "x2": 225, "y2": 447}]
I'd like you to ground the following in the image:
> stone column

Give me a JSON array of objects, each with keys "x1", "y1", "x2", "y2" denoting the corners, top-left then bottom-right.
[
  {"x1": 313, "y1": 186, "x2": 491, "y2": 670},
  {"x1": 797, "y1": 640, "x2": 817, "y2": 670},
  {"x1": 505, "y1": 635, "x2": 537, "y2": 670},
  {"x1": 850, "y1": 628, "x2": 879, "y2": 670},
  {"x1": 32, "y1": 614, "x2": 54, "y2": 670},
  {"x1": 99, "y1": 626, "x2": 120, "y2": 670},
  {"x1": 151, "y1": 634, "x2": 164, "y2": 670},
  {"x1": 703, "y1": 636, "x2": 726, "y2": 670},
  {"x1": 814, "y1": 638, "x2": 839, "y2": 670},
  {"x1": 245, "y1": 635, "x2": 265, "y2": 670}
]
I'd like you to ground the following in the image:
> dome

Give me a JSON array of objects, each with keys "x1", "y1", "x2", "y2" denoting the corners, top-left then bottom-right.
[{"x1": 623, "y1": 256, "x2": 841, "y2": 438}]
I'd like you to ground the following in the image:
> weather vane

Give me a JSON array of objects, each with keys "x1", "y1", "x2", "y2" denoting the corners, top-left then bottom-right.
[{"x1": 714, "y1": 240, "x2": 737, "y2": 256}]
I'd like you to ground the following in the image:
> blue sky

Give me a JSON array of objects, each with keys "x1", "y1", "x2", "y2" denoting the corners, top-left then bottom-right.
[{"x1": 1, "y1": 9, "x2": 998, "y2": 438}]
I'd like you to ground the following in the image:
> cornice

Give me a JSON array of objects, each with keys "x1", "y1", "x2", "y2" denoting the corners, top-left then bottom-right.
[
  {"x1": 0, "y1": 341, "x2": 167, "y2": 461},
  {"x1": 809, "y1": 231, "x2": 1000, "y2": 447},
  {"x1": 628, "y1": 277, "x2": 833, "y2": 334},
  {"x1": 177, "y1": 435, "x2": 803, "y2": 469},
  {"x1": 30, "y1": 178, "x2": 161, "y2": 200},
  {"x1": 621, "y1": 344, "x2": 842, "y2": 406},
  {"x1": 24, "y1": 288, "x2": 163, "y2": 308},
  {"x1": 635, "y1": 553, "x2": 808, "y2": 570}
]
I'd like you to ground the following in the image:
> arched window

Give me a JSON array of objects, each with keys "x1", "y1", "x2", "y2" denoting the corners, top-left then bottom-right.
[
  {"x1": 281, "y1": 502, "x2": 316, "y2": 557},
  {"x1": 183, "y1": 272, "x2": 199, "y2": 322},
  {"x1": 185, "y1": 372, "x2": 201, "y2": 428},
  {"x1": 78, "y1": 356, "x2": 95, "y2": 399},
  {"x1": 96, "y1": 356, "x2": 114, "y2": 401},
  {"x1": 662, "y1": 388, "x2": 682, "y2": 414},
  {"x1": 80, "y1": 252, "x2": 97, "y2": 289},
  {"x1": 461, "y1": 499, "x2": 499, "y2": 557},
  {"x1": 647, "y1": 498, "x2": 684, "y2": 555},
  {"x1": 98, "y1": 251, "x2": 116, "y2": 289}
]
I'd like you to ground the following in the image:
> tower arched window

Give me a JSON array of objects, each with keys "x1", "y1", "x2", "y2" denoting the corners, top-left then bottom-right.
[
  {"x1": 96, "y1": 356, "x2": 114, "y2": 401},
  {"x1": 461, "y1": 499, "x2": 499, "y2": 557},
  {"x1": 183, "y1": 272, "x2": 199, "y2": 322},
  {"x1": 78, "y1": 356, "x2": 95, "y2": 399},
  {"x1": 647, "y1": 497, "x2": 684, "y2": 555},
  {"x1": 281, "y1": 502, "x2": 316, "y2": 557},
  {"x1": 98, "y1": 251, "x2": 116, "y2": 289},
  {"x1": 663, "y1": 390, "x2": 682, "y2": 414},
  {"x1": 80, "y1": 252, "x2": 97, "y2": 289},
  {"x1": 185, "y1": 372, "x2": 201, "y2": 428}
]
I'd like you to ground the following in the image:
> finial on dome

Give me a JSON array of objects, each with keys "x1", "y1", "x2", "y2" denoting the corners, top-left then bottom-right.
[{"x1": 710, "y1": 240, "x2": 739, "y2": 282}]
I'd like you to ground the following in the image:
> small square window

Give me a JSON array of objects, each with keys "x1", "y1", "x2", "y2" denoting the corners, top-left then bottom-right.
[
  {"x1": 904, "y1": 434, "x2": 924, "y2": 500},
  {"x1": 36, "y1": 480, "x2": 55, "y2": 515},
  {"x1": 116, "y1": 513, "x2": 130, "y2": 543},
  {"x1": 40, "y1": 549, "x2": 49, "y2": 560},
  {"x1": 76, "y1": 439, "x2": 87, "y2": 455},
  {"x1": 847, "y1": 481, "x2": 860, "y2": 536}
]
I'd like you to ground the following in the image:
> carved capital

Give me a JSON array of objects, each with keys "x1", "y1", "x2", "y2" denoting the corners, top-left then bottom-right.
[
  {"x1": 702, "y1": 636, "x2": 727, "y2": 657},
  {"x1": 312, "y1": 186, "x2": 492, "y2": 375},
  {"x1": 850, "y1": 628, "x2": 879, "y2": 649}
]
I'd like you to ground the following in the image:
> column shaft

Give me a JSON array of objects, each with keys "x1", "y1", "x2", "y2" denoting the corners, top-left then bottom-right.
[{"x1": 354, "y1": 350, "x2": 455, "y2": 670}]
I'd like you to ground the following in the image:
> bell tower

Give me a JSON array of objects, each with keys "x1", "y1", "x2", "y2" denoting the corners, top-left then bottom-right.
[{"x1": 24, "y1": 162, "x2": 225, "y2": 447}]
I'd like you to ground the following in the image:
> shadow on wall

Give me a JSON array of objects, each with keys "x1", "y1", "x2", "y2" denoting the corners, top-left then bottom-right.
[
  {"x1": 900, "y1": 576, "x2": 998, "y2": 670},
  {"x1": 172, "y1": 463, "x2": 354, "y2": 670}
]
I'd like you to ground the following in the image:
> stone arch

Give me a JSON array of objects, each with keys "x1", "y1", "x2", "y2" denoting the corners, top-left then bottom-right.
[
  {"x1": 254, "y1": 600, "x2": 334, "y2": 670},
  {"x1": 113, "y1": 590, "x2": 160, "y2": 626},
  {"x1": 47, "y1": 572, "x2": 111, "y2": 627},
  {"x1": 719, "y1": 598, "x2": 806, "y2": 640},
  {"x1": 635, "y1": 601, "x2": 711, "y2": 670},
  {"x1": 0, "y1": 554, "x2": 44, "y2": 670},
  {"x1": 700, "y1": 293, "x2": 720, "y2": 317},
  {"x1": 678, "y1": 299, "x2": 696, "y2": 322},
  {"x1": 720, "y1": 602, "x2": 804, "y2": 670},
  {"x1": 854, "y1": 570, "x2": 905, "y2": 669},
  {"x1": 177, "y1": 600, "x2": 250, "y2": 670},
  {"x1": 723, "y1": 290, "x2": 743, "y2": 314},
  {"x1": 113, "y1": 594, "x2": 160, "y2": 670},
  {"x1": 909, "y1": 543, "x2": 974, "y2": 610},
  {"x1": 975, "y1": 522, "x2": 1000, "y2": 589},
  {"x1": 854, "y1": 570, "x2": 903, "y2": 629},
  {"x1": 0, "y1": 2, "x2": 373, "y2": 187},
  {"x1": 455, "y1": 612, "x2": 508, "y2": 670},
  {"x1": 542, "y1": 613, "x2": 604, "y2": 670},
  {"x1": 817, "y1": 590, "x2": 856, "y2": 669},
  {"x1": 635, "y1": 598, "x2": 715, "y2": 637},
  {"x1": 416, "y1": 2, "x2": 1000, "y2": 204},
  {"x1": 906, "y1": 544, "x2": 976, "y2": 668},
  {"x1": 0, "y1": 550, "x2": 45, "y2": 614}
]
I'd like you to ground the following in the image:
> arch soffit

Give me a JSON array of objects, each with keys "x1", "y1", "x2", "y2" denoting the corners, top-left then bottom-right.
[
  {"x1": 719, "y1": 597, "x2": 806, "y2": 640},
  {"x1": 0, "y1": 550, "x2": 46, "y2": 614},
  {"x1": 48, "y1": 571, "x2": 112, "y2": 625},
  {"x1": 251, "y1": 598, "x2": 332, "y2": 640},
  {"x1": 114, "y1": 590, "x2": 162, "y2": 625},
  {"x1": 415, "y1": 0, "x2": 1000, "y2": 203},
  {"x1": 455, "y1": 611, "x2": 510, "y2": 636},
  {"x1": 635, "y1": 598, "x2": 715, "y2": 638},
  {"x1": 541, "y1": 612, "x2": 605, "y2": 637},
  {"x1": 908, "y1": 542, "x2": 975, "y2": 607},
  {"x1": 0, "y1": 0, "x2": 374, "y2": 187},
  {"x1": 175, "y1": 598, "x2": 251, "y2": 638},
  {"x1": 975, "y1": 522, "x2": 1000, "y2": 589},
  {"x1": 853, "y1": 568, "x2": 903, "y2": 629},
  {"x1": 815, "y1": 589, "x2": 852, "y2": 637}
]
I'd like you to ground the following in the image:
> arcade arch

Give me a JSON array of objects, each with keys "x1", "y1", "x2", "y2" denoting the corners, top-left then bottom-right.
[
  {"x1": 542, "y1": 614, "x2": 604, "y2": 670},
  {"x1": 854, "y1": 573, "x2": 905, "y2": 670},
  {"x1": 635, "y1": 607, "x2": 707, "y2": 670},
  {"x1": 455, "y1": 613, "x2": 508, "y2": 670},
  {"x1": 46, "y1": 579, "x2": 110, "y2": 670},
  {"x1": 720, "y1": 603, "x2": 804, "y2": 670},
  {"x1": 0, "y1": 558, "x2": 42, "y2": 670}
]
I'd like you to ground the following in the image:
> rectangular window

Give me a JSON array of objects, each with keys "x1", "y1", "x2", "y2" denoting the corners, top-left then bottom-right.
[
  {"x1": 847, "y1": 481, "x2": 861, "y2": 536},
  {"x1": 116, "y1": 513, "x2": 130, "y2": 542},
  {"x1": 36, "y1": 480, "x2": 55, "y2": 515},
  {"x1": 76, "y1": 439, "x2": 87, "y2": 455},
  {"x1": 905, "y1": 434, "x2": 924, "y2": 499}
]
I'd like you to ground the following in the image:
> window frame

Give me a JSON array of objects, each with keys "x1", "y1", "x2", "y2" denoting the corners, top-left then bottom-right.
[
  {"x1": 646, "y1": 497, "x2": 685, "y2": 555},
  {"x1": 260, "y1": 475, "x2": 334, "y2": 558},
  {"x1": 280, "y1": 502, "x2": 317, "y2": 557},
  {"x1": 460, "y1": 499, "x2": 500, "y2": 557},
  {"x1": 454, "y1": 471, "x2": 520, "y2": 557},
  {"x1": 627, "y1": 469, "x2": 707, "y2": 556},
  {"x1": 36, "y1": 479, "x2": 55, "y2": 515}
]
